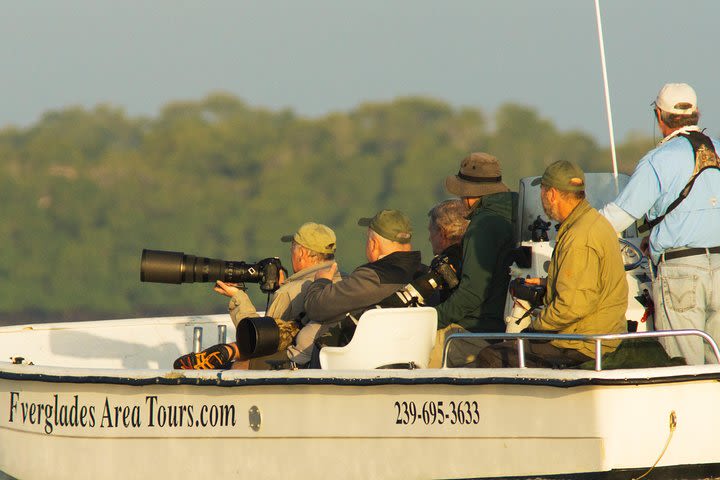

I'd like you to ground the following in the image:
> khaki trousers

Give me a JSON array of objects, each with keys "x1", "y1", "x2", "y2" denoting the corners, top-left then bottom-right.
[{"x1": 428, "y1": 323, "x2": 490, "y2": 368}]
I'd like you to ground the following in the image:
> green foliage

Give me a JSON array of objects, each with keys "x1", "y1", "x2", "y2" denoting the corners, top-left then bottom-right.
[{"x1": 0, "y1": 94, "x2": 664, "y2": 322}]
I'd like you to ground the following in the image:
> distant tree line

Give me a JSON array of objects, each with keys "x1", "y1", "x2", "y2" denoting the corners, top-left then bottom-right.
[{"x1": 0, "y1": 93, "x2": 661, "y2": 323}]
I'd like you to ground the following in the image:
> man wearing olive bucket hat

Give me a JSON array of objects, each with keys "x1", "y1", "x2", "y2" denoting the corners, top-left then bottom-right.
[{"x1": 429, "y1": 152, "x2": 517, "y2": 367}]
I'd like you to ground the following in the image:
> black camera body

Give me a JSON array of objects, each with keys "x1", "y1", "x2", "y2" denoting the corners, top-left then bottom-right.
[
  {"x1": 429, "y1": 254, "x2": 460, "y2": 290},
  {"x1": 528, "y1": 215, "x2": 552, "y2": 242},
  {"x1": 379, "y1": 253, "x2": 460, "y2": 308},
  {"x1": 509, "y1": 277, "x2": 546, "y2": 306},
  {"x1": 140, "y1": 249, "x2": 283, "y2": 293}
]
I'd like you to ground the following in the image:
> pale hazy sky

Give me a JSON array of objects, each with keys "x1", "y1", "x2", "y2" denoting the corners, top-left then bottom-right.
[{"x1": 2, "y1": 0, "x2": 719, "y2": 145}]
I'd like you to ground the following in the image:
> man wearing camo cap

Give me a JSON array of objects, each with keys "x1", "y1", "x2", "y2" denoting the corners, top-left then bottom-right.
[{"x1": 174, "y1": 222, "x2": 342, "y2": 369}]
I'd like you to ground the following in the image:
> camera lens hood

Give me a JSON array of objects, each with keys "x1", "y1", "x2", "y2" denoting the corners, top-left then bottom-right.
[{"x1": 235, "y1": 316, "x2": 280, "y2": 358}]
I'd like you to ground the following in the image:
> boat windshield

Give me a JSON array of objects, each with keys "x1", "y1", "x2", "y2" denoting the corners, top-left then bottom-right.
[{"x1": 516, "y1": 172, "x2": 633, "y2": 242}]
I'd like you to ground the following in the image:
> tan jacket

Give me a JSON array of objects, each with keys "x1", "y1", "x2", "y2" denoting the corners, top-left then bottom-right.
[
  {"x1": 229, "y1": 261, "x2": 342, "y2": 364},
  {"x1": 228, "y1": 260, "x2": 339, "y2": 326},
  {"x1": 531, "y1": 200, "x2": 627, "y2": 358}
]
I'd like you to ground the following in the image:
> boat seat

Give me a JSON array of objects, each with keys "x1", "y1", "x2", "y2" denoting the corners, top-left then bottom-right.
[{"x1": 319, "y1": 307, "x2": 437, "y2": 370}]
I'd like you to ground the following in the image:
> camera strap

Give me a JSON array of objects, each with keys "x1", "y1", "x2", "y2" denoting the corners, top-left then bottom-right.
[
  {"x1": 639, "y1": 130, "x2": 720, "y2": 233},
  {"x1": 512, "y1": 300, "x2": 536, "y2": 325}
]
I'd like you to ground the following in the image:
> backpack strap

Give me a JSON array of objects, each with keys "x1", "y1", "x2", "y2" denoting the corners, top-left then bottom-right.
[{"x1": 638, "y1": 130, "x2": 720, "y2": 233}]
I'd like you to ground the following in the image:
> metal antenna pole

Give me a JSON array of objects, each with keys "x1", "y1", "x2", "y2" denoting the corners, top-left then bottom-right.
[{"x1": 594, "y1": 0, "x2": 619, "y2": 194}]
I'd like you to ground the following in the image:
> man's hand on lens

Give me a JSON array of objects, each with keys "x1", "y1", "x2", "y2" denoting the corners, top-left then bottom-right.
[{"x1": 214, "y1": 280, "x2": 241, "y2": 297}]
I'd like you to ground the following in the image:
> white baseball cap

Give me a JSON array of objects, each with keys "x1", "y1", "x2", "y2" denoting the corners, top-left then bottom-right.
[{"x1": 655, "y1": 83, "x2": 698, "y2": 114}]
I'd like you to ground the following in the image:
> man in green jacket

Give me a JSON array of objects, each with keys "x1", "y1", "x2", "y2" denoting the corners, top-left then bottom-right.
[
  {"x1": 477, "y1": 161, "x2": 628, "y2": 368},
  {"x1": 429, "y1": 152, "x2": 517, "y2": 367}
]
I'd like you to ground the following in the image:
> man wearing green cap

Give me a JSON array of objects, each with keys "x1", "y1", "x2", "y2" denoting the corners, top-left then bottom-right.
[
  {"x1": 302, "y1": 209, "x2": 423, "y2": 355},
  {"x1": 476, "y1": 160, "x2": 627, "y2": 368},
  {"x1": 174, "y1": 222, "x2": 342, "y2": 369}
]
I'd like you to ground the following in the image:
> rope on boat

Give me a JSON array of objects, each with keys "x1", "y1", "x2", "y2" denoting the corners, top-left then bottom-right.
[{"x1": 632, "y1": 410, "x2": 677, "y2": 480}]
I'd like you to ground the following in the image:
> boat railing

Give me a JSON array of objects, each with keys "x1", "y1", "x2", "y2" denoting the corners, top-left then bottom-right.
[{"x1": 442, "y1": 329, "x2": 720, "y2": 370}]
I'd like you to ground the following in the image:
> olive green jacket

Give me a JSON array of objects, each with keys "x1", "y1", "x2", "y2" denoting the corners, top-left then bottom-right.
[
  {"x1": 531, "y1": 200, "x2": 627, "y2": 358},
  {"x1": 435, "y1": 191, "x2": 517, "y2": 332}
]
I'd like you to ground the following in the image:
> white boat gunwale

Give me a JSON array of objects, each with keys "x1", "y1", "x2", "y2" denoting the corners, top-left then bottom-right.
[
  {"x1": 3, "y1": 362, "x2": 720, "y2": 389},
  {"x1": 442, "y1": 329, "x2": 720, "y2": 369}
]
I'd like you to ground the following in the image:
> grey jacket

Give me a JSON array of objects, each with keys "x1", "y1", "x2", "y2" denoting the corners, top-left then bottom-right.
[{"x1": 303, "y1": 250, "x2": 422, "y2": 326}]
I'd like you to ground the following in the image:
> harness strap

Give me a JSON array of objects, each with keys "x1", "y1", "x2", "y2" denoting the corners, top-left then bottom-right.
[{"x1": 638, "y1": 130, "x2": 720, "y2": 233}]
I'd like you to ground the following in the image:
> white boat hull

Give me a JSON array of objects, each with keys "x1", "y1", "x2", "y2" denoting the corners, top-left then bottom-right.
[{"x1": 2, "y1": 340, "x2": 720, "y2": 479}]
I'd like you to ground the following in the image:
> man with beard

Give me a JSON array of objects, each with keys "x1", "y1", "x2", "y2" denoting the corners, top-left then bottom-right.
[{"x1": 475, "y1": 161, "x2": 627, "y2": 368}]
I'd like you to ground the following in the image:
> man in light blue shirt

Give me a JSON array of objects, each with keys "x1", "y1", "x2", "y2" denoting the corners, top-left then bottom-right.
[{"x1": 600, "y1": 83, "x2": 720, "y2": 364}]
